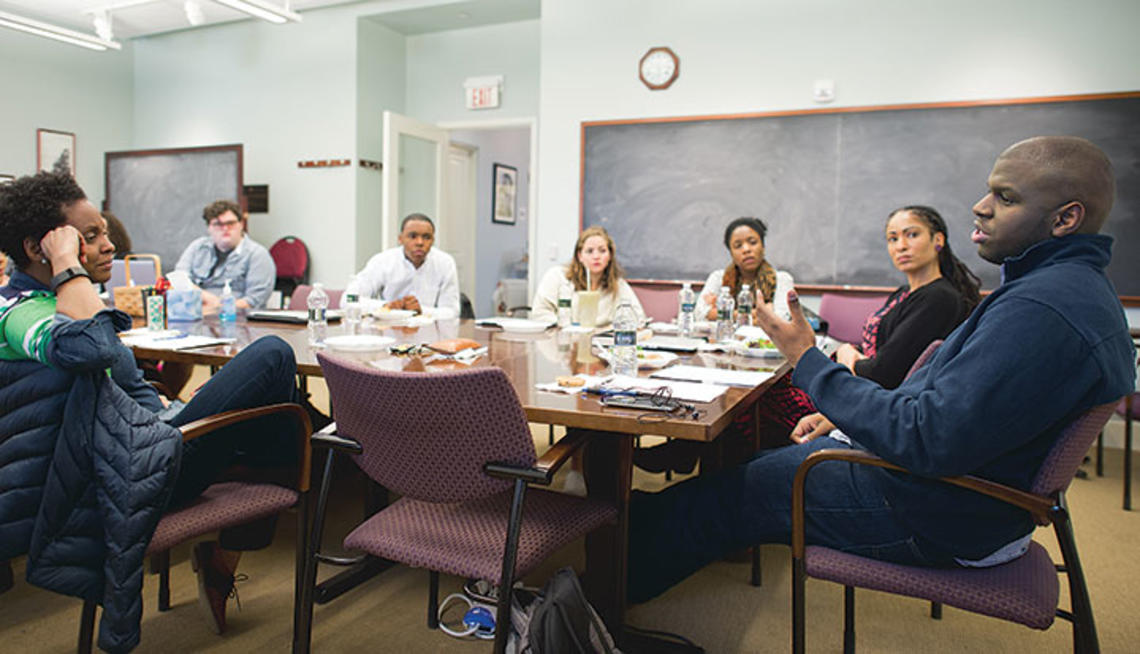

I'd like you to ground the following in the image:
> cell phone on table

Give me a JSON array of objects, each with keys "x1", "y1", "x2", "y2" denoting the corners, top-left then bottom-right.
[{"x1": 600, "y1": 395, "x2": 675, "y2": 412}]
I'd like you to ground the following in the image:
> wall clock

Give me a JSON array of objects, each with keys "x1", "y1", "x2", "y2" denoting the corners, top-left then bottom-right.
[{"x1": 639, "y1": 47, "x2": 679, "y2": 90}]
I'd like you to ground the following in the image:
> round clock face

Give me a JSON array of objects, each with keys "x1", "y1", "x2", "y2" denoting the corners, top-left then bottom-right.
[{"x1": 639, "y1": 47, "x2": 679, "y2": 90}]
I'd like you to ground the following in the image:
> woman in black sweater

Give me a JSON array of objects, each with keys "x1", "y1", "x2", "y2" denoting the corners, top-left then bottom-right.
[
  {"x1": 793, "y1": 205, "x2": 981, "y2": 443},
  {"x1": 833, "y1": 205, "x2": 980, "y2": 388}
]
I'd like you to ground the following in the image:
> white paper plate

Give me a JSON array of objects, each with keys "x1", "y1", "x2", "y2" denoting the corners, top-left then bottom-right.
[
  {"x1": 371, "y1": 308, "x2": 416, "y2": 320},
  {"x1": 324, "y1": 334, "x2": 396, "y2": 351},
  {"x1": 596, "y1": 349, "x2": 679, "y2": 369}
]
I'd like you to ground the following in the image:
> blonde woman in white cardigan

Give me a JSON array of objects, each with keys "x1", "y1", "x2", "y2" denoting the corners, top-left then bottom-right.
[{"x1": 531, "y1": 225, "x2": 645, "y2": 327}]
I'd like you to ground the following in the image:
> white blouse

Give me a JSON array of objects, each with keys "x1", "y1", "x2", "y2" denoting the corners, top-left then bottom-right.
[
  {"x1": 694, "y1": 267, "x2": 796, "y2": 321},
  {"x1": 530, "y1": 266, "x2": 646, "y2": 327}
]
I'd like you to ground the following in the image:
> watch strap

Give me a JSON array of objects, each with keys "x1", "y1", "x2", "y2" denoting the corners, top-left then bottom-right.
[{"x1": 50, "y1": 266, "x2": 92, "y2": 292}]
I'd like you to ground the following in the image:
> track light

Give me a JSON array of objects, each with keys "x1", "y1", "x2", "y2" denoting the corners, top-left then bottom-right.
[
  {"x1": 0, "y1": 10, "x2": 122, "y2": 51},
  {"x1": 184, "y1": 0, "x2": 205, "y2": 26},
  {"x1": 213, "y1": 0, "x2": 301, "y2": 24},
  {"x1": 92, "y1": 10, "x2": 113, "y2": 41}
]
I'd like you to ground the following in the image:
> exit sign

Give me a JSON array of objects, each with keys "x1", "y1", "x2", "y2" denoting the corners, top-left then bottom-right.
[{"x1": 464, "y1": 75, "x2": 503, "y2": 110}]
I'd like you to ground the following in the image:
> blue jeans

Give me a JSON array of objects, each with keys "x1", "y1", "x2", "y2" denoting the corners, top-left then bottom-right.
[
  {"x1": 627, "y1": 437, "x2": 950, "y2": 603},
  {"x1": 165, "y1": 336, "x2": 301, "y2": 508}
]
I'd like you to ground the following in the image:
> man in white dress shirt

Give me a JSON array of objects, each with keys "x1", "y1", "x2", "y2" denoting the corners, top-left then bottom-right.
[{"x1": 348, "y1": 213, "x2": 460, "y2": 319}]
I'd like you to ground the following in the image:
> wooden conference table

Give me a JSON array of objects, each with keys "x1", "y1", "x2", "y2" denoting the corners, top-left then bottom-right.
[{"x1": 131, "y1": 315, "x2": 790, "y2": 649}]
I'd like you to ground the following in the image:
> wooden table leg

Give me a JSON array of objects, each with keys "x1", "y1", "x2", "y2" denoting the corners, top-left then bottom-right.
[
  {"x1": 582, "y1": 431, "x2": 632, "y2": 636},
  {"x1": 1125, "y1": 395, "x2": 1133, "y2": 511}
]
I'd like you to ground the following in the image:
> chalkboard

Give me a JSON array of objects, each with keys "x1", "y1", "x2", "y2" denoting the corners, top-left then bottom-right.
[
  {"x1": 582, "y1": 93, "x2": 1140, "y2": 296},
  {"x1": 104, "y1": 145, "x2": 243, "y2": 273}
]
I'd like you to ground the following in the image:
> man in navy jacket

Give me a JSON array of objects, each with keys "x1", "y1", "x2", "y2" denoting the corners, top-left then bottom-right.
[{"x1": 628, "y1": 136, "x2": 1136, "y2": 602}]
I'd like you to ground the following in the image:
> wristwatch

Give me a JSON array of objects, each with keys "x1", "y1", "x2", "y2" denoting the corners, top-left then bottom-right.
[{"x1": 50, "y1": 266, "x2": 92, "y2": 291}]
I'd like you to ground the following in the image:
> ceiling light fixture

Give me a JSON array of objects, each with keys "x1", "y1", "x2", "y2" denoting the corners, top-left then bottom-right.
[
  {"x1": 184, "y1": 0, "x2": 205, "y2": 26},
  {"x1": 0, "y1": 10, "x2": 122, "y2": 51},
  {"x1": 92, "y1": 10, "x2": 113, "y2": 41},
  {"x1": 212, "y1": 0, "x2": 301, "y2": 24}
]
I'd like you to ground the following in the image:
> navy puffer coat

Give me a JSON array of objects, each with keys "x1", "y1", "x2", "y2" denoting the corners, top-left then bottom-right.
[{"x1": 0, "y1": 358, "x2": 181, "y2": 653}]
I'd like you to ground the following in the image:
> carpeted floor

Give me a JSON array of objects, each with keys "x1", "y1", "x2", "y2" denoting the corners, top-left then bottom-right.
[{"x1": 3, "y1": 372, "x2": 1138, "y2": 653}]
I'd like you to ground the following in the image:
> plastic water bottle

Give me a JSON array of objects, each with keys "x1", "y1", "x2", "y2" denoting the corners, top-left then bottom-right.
[
  {"x1": 307, "y1": 282, "x2": 329, "y2": 346},
  {"x1": 677, "y1": 282, "x2": 696, "y2": 338},
  {"x1": 715, "y1": 287, "x2": 735, "y2": 343},
  {"x1": 611, "y1": 301, "x2": 638, "y2": 377},
  {"x1": 557, "y1": 277, "x2": 574, "y2": 327},
  {"x1": 773, "y1": 271, "x2": 795, "y2": 321},
  {"x1": 736, "y1": 283, "x2": 754, "y2": 328},
  {"x1": 343, "y1": 274, "x2": 362, "y2": 335},
  {"x1": 220, "y1": 279, "x2": 237, "y2": 322}
]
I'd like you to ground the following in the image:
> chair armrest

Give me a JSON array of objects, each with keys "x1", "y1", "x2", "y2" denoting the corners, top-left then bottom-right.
[
  {"x1": 484, "y1": 428, "x2": 593, "y2": 486},
  {"x1": 311, "y1": 423, "x2": 364, "y2": 455},
  {"x1": 791, "y1": 448, "x2": 1055, "y2": 558},
  {"x1": 177, "y1": 402, "x2": 313, "y2": 492}
]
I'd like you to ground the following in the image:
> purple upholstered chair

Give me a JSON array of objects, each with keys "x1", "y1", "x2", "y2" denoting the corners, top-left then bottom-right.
[
  {"x1": 817, "y1": 292, "x2": 891, "y2": 344},
  {"x1": 1093, "y1": 392, "x2": 1137, "y2": 510},
  {"x1": 301, "y1": 354, "x2": 618, "y2": 654},
  {"x1": 77, "y1": 404, "x2": 313, "y2": 654},
  {"x1": 791, "y1": 400, "x2": 1118, "y2": 653}
]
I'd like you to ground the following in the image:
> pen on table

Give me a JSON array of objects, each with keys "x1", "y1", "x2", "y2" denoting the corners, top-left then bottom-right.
[{"x1": 153, "y1": 332, "x2": 187, "y2": 341}]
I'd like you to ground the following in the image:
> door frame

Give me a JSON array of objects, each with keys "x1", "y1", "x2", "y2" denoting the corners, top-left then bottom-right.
[
  {"x1": 437, "y1": 117, "x2": 538, "y2": 302},
  {"x1": 381, "y1": 111, "x2": 449, "y2": 252}
]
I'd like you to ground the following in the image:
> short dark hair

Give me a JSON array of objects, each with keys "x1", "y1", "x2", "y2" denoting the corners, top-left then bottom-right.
[
  {"x1": 722, "y1": 216, "x2": 768, "y2": 250},
  {"x1": 0, "y1": 171, "x2": 87, "y2": 268},
  {"x1": 202, "y1": 199, "x2": 243, "y2": 224},
  {"x1": 400, "y1": 212, "x2": 435, "y2": 232}
]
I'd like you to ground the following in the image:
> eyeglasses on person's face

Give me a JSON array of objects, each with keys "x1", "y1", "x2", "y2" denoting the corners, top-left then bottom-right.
[{"x1": 208, "y1": 218, "x2": 242, "y2": 230}]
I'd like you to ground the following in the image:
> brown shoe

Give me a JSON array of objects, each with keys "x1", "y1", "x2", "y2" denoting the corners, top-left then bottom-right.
[{"x1": 191, "y1": 542, "x2": 235, "y2": 634}]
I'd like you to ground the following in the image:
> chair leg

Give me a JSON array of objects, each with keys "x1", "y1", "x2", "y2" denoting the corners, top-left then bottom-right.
[
  {"x1": 427, "y1": 571, "x2": 440, "y2": 629},
  {"x1": 1054, "y1": 493, "x2": 1099, "y2": 654},
  {"x1": 1, "y1": 559, "x2": 13, "y2": 594},
  {"x1": 492, "y1": 479, "x2": 528, "y2": 654},
  {"x1": 292, "y1": 492, "x2": 312, "y2": 654},
  {"x1": 77, "y1": 599, "x2": 97, "y2": 654},
  {"x1": 1095, "y1": 430, "x2": 1104, "y2": 477},
  {"x1": 154, "y1": 550, "x2": 171, "y2": 611},
  {"x1": 1124, "y1": 402, "x2": 1132, "y2": 511},
  {"x1": 792, "y1": 557, "x2": 806, "y2": 654},
  {"x1": 750, "y1": 546, "x2": 762, "y2": 587},
  {"x1": 295, "y1": 450, "x2": 336, "y2": 654},
  {"x1": 843, "y1": 586, "x2": 855, "y2": 654},
  {"x1": 930, "y1": 601, "x2": 942, "y2": 620},
  {"x1": 548, "y1": 424, "x2": 555, "y2": 447}
]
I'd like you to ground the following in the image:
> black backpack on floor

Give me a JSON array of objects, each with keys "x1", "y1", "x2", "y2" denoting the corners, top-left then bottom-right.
[{"x1": 508, "y1": 567, "x2": 620, "y2": 654}]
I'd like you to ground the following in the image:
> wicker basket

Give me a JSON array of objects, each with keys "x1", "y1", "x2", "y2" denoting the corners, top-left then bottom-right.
[{"x1": 111, "y1": 254, "x2": 161, "y2": 317}]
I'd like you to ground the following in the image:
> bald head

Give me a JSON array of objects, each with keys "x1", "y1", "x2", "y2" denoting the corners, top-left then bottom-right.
[{"x1": 998, "y1": 136, "x2": 1116, "y2": 233}]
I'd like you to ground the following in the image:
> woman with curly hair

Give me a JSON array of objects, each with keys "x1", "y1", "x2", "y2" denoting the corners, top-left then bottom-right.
[
  {"x1": 0, "y1": 171, "x2": 305, "y2": 635},
  {"x1": 530, "y1": 225, "x2": 646, "y2": 326}
]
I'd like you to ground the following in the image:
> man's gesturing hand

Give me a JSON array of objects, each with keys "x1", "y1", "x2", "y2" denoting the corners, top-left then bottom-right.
[{"x1": 753, "y1": 289, "x2": 816, "y2": 366}]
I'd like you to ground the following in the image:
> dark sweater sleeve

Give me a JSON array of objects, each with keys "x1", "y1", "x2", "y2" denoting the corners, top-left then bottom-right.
[
  {"x1": 793, "y1": 296, "x2": 1098, "y2": 478},
  {"x1": 853, "y1": 281, "x2": 964, "y2": 389}
]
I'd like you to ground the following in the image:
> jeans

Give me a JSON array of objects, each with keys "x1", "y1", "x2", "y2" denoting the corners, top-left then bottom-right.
[
  {"x1": 627, "y1": 436, "x2": 950, "y2": 603},
  {"x1": 164, "y1": 336, "x2": 301, "y2": 508}
]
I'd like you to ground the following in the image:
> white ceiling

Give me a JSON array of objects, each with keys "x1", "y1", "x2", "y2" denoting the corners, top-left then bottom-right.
[{"x1": 0, "y1": 0, "x2": 538, "y2": 41}]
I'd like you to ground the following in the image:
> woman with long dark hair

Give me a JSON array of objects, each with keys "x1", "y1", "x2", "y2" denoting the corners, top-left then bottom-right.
[{"x1": 793, "y1": 204, "x2": 980, "y2": 442}]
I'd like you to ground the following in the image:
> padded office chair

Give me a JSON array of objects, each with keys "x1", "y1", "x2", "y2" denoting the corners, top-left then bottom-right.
[
  {"x1": 270, "y1": 236, "x2": 310, "y2": 299},
  {"x1": 300, "y1": 354, "x2": 618, "y2": 654},
  {"x1": 791, "y1": 400, "x2": 1118, "y2": 653},
  {"x1": 1093, "y1": 393, "x2": 1137, "y2": 510},
  {"x1": 817, "y1": 292, "x2": 890, "y2": 344},
  {"x1": 78, "y1": 403, "x2": 314, "y2": 654},
  {"x1": 287, "y1": 284, "x2": 343, "y2": 311},
  {"x1": 749, "y1": 339, "x2": 945, "y2": 587}
]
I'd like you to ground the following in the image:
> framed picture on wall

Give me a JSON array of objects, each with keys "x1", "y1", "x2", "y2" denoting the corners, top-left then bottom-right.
[
  {"x1": 37, "y1": 128, "x2": 76, "y2": 177},
  {"x1": 492, "y1": 163, "x2": 518, "y2": 225}
]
